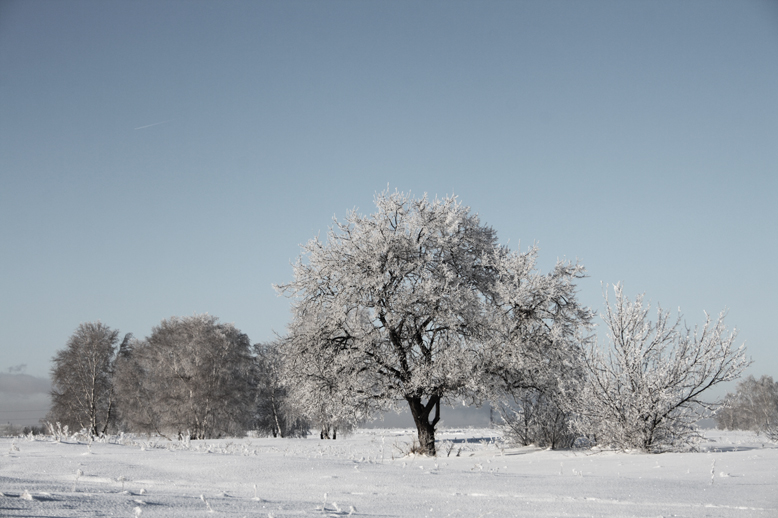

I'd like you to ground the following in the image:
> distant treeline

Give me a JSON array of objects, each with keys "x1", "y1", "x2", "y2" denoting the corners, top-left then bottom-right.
[{"x1": 48, "y1": 317, "x2": 316, "y2": 441}]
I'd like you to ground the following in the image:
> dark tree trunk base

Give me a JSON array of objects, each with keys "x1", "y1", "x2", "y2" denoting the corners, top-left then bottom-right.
[{"x1": 406, "y1": 395, "x2": 441, "y2": 456}]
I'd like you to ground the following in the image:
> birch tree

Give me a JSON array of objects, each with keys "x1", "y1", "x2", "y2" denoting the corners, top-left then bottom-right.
[
  {"x1": 49, "y1": 322, "x2": 128, "y2": 436},
  {"x1": 572, "y1": 284, "x2": 750, "y2": 452},
  {"x1": 278, "y1": 190, "x2": 591, "y2": 455}
]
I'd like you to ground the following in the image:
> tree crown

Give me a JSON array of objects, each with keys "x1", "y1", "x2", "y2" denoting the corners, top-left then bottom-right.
[{"x1": 278, "y1": 190, "x2": 591, "y2": 421}]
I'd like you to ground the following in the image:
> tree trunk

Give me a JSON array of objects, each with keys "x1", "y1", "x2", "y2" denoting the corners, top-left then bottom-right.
[
  {"x1": 406, "y1": 394, "x2": 440, "y2": 456},
  {"x1": 89, "y1": 362, "x2": 98, "y2": 436},
  {"x1": 101, "y1": 395, "x2": 113, "y2": 436},
  {"x1": 270, "y1": 395, "x2": 284, "y2": 438}
]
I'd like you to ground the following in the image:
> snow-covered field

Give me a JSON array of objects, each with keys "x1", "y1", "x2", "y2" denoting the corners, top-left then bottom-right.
[{"x1": 1, "y1": 428, "x2": 776, "y2": 517}]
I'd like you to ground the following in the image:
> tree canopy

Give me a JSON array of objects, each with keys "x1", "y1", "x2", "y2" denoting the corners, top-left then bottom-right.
[
  {"x1": 114, "y1": 314, "x2": 255, "y2": 439},
  {"x1": 49, "y1": 322, "x2": 125, "y2": 435},
  {"x1": 278, "y1": 190, "x2": 591, "y2": 455}
]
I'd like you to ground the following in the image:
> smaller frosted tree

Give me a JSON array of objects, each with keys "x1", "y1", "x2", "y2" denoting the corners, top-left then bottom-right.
[
  {"x1": 114, "y1": 315, "x2": 255, "y2": 439},
  {"x1": 49, "y1": 322, "x2": 129, "y2": 436},
  {"x1": 572, "y1": 284, "x2": 750, "y2": 452},
  {"x1": 113, "y1": 335, "x2": 168, "y2": 436}
]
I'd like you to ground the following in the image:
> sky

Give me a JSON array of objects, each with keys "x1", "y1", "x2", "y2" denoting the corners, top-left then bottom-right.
[{"x1": 1, "y1": 0, "x2": 776, "y2": 426}]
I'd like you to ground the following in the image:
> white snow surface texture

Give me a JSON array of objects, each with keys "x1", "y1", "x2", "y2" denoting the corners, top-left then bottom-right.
[{"x1": 1, "y1": 429, "x2": 776, "y2": 517}]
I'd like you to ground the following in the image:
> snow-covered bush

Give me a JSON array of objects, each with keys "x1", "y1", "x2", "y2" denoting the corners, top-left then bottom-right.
[
  {"x1": 46, "y1": 421, "x2": 69, "y2": 442},
  {"x1": 299, "y1": 396, "x2": 357, "y2": 440},
  {"x1": 22, "y1": 425, "x2": 46, "y2": 436},
  {"x1": 571, "y1": 284, "x2": 749, "y2": 452}
]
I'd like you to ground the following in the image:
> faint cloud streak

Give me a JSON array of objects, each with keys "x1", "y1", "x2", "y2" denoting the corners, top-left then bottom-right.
[{"x1": 134, "y1": 120, "x2": 172, "y2": 130}]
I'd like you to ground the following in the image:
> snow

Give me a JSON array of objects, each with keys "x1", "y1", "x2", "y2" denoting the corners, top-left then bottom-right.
[{"x1": 1, "y1": 428, "x2": 776, "y2": 517}]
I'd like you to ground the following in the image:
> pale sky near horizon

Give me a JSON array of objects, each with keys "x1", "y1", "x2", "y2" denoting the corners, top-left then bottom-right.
[{"x1": 1, "y1": 1, "x2": 776, "y2": 425}]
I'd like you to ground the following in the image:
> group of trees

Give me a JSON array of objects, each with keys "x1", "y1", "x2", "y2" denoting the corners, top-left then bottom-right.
[
  {"x1": 49, "y1": 317, "x2": 310, "y2": 440},
  {"x1": 50, "y1": 190, "x2": 755, "y2": 453},
  {"x1": 277, "y1": 190, "x2": 750, "y2": 454},
  {"x1": 716, "y1": 375, "x2": 778, "y2": 439}
]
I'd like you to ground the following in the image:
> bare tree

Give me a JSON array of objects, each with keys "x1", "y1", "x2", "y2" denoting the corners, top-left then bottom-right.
[
  {"x1": 114, "y1": 315, "x2": 255, "y2": 439},
  {"x1": 49, "y1": 322, "x2": 128, "y2": 436},
  {"x1": 278, "y1": 190, "x2": 591, "y2": 455},
  {"x1": 571, "y1": 284, "x2": 750, "y2": 452},
  {"x1": 716, "y1": 375, "x2": 778, "y2": 433}
]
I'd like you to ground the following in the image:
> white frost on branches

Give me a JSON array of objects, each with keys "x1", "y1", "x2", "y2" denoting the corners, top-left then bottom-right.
[
  {"x1": 277, "y1": 190, "x2": 591, "y2": 455},
  {"x1": 571, "y1": 284, "x2": 750, "y2": 452}
]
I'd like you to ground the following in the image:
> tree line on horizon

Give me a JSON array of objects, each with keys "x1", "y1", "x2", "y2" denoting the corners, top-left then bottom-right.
[
  {"x1": 48, "y1": 317, "x2": 314, "y2": 441},
  {"x1": 47, "y1": 190, "x2": 776, "y2": 454}
]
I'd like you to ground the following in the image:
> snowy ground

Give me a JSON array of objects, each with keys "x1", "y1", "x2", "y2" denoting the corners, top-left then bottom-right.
[{"x1": 1, "y1": 428, "x2": 776, "y2": 517}]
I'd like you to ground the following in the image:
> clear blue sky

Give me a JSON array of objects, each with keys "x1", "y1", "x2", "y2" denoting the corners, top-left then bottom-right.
[{"x1": 1, "y1": 1, "x2": 776, "y2": 421}]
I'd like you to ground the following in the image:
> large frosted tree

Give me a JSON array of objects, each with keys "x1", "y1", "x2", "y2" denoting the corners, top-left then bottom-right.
[{"x1": 278, "y1": 190, "x2": 591, "y2": 455}]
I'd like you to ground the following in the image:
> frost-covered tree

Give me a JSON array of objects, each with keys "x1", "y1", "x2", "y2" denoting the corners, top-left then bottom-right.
[
  {"x1": 49, "y1": 322, "x2": 129, "y2": 436},
  {"x1": 278, "y1": 190, "x2": 591, "y2": 455},
  {"x1": 253, "y1": 342, "x2": 309, "y2": 438},
  {"x1": 571, "y1": 284, "x2": 750, "y2": 452},
  {"x1": 716, "y1": 375, "x2": 778, "y2": 433},
  {"x1": 114, "y1": 315, "x2": 255, "y2": 439}
]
